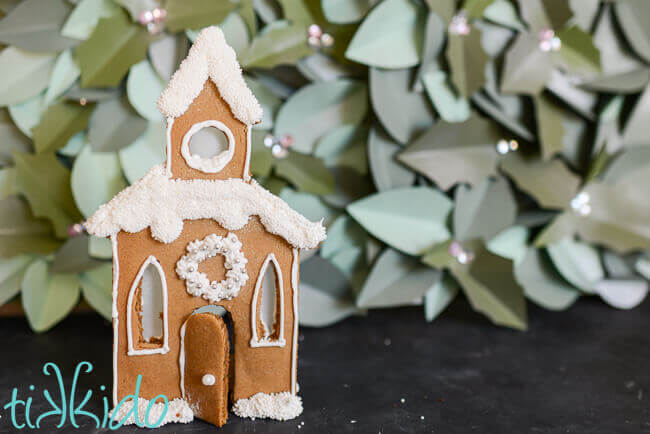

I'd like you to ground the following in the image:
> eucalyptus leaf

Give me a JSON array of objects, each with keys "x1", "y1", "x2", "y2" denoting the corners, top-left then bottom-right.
[
  {"x1": 314, "y1": 125, "x2": 368, "y2": 174},
  {"x1": 0, "y1": 255, "x2": 33, "y2": 306},
  {"x1": 399, "y1": 116, "x2": 501, "y2": 190},
  {"x1": 369, "y1": 67, "x2": 434, "y2": 145},
  {"x1": 274, "y1": 79, "x2": 367, "y2": 153},
  {"x1": 517, "y1": 0, "x2": 572, "y2": 31},
  {"x1": 0, "y1": 48, "x2": 55, "y2": 107},
  {"x1": 452, "y1": 244, "x2": 527, "y2": 330},
  {"x1": 0, "y1": 196, "x2": 60, "y2": 257},
  {"x1": 483, "y1": 0, "x2": 525, "y2": 30},
  {"x1": 454, "y1": 176, "x2": 517, "y2": 242},
  {"x1": 413, "y1": 10, "x2": 445, "y2": 92},
  {"x1": 32, "y1": 101, "x2": 93, "y2": 154},
  {"x1": 446, "y1": 28, "x2": 489, "y2": 98},
  {"x1": 22, "y1": 259, "x2": 81, "y2": 333},
  {"x1": 13, "y1": 151, "x2": 82, "y2": 239},
  {"x1": 501, "y1": 32, "x2": 553, "y2": 95},
  {"x1": 51, "y1": 235, "x2": 102, "y2": 273},
  {"x1": 594, "y1": 279, "x2": 648, "y2": 310},
  {"x1": 165, "y1": 0, "x2": 236, "y2": 32},
  {"x1": 0, "y1": 109, "x2": 31, "y2": 163},
  {"x1": 357, "y1": 248, "x2": 441, "y2": 308},
  {"x1": 245, "y1": 76, "x2": 282, "y2": 130},
  {"x1": 421, "y1": 70, "x2": 470, "y2": 123},
  {"x1": 345, "y1": 0, "x2": 425, "y2": 69},
  {"x1": 76, "y1": 10, "x2": 153, "y2": 88},
  {"x1": 322, "y1": 0, "x2": 374, "y2": 24},
  {"x1": 299, "y1": 255, "x2": 359, "y2": 327},
  {"x1": 126, "y1": 60, "x2": 165, "y2": 122},
  {"x1": 59, "y1": 131, "x2": 86, "y2": 157},
  {"x1": 547, "y1": 238, "x2": 603, "y2": 293},
  {"x1": 88, "y1": 95, "x2": 147, "y2": 152},
  {"x1": 367, "y1": 126, "x2": 416, "y2": 192},
  {"x1": 347, "y1": 186, "x2": 452, "y2": 255},
  {"x1": 44, "y1": 50, "x2": 81, "y2": 107},
  {"x1": 574, "y1": 177, "x2": 650, "y2": 252},
  {"x1": 80, "y1": 263, "x2": 112, "y2": 320},
  {"x1": 118, "y1": 121, "x2": 166, "y2": 184},
  {"x1": 514, "y1": 247, "x2": 580, "y2": 311},
  {"x1": 321, "y1": 215, "x2": 367, "y2": 260},
  {"x1": 424, "y1": 273, "x2": 458, "y2": 322},
  {"x1": 556, "y1": 25, "x2": 601, "y2": 78},
  {"x1": 88, "y1": 236, "x2": 113, "y2": 259},
  {"x1": 486, "y1": 226, "x2": 529, "y2": 264},
  {"x1": 148, "y1": 34, "x2": 189, "y2": 81},
  {"x1": 533, "y1": 94, "x2": 565, "y2": 160},
  {"x1": 274, "y1": 151, "x2": 335, "y2": 195},
  {"x1": 71, "y1": 144, "x2": 127, "y2": 218},
  {"x1": 614, "y1": 0, "x2": 650, "y2": 63},
  {"x1": 470, "y1": 91, "x2": 535, "y2": 141},
  {"x1": 500, "y1": 154, "x2": 580, "y2": 209},
  {"x1": 61, "y1": 0, "x2": 120, "y2": 40},
  {"x1": 112, "y1": 0, "x2": 156, "y2": 21},
  {"x1": 8, "y1": 93, "x2": 43, "y2": 139},
  {"x1": 240, "y1": 21, "x2": 314, "y2": 68},
  {"x1": 0, "y1": 167, "x2": 16, "y2": 199},
  {"x1": 621, "y1": 84, "x2": 650, "y2": 148},
  {"x1": 0, "y1": 0, "x2": 79, "y2": 51},
  {"x1": 322, "y1": 166, "x2": 375, "y2": 209},
  {"x1": 279, "y1": 187, "x2": 338, "y2": 225}
]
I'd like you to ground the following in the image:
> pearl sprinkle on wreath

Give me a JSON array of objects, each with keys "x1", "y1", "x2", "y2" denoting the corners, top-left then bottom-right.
[{"x1": 176, "y1": 233, "x2": 248, "y2": 302}]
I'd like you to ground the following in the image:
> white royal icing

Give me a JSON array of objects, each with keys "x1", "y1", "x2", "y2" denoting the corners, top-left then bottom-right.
[
  {"x1": 84, "y1": 164, "x2": 326, "y2": 249},
  {"x1": 180, "y1": 120, "x2": 236, "y2": 174},
  {"x1": 157, "y1": 26, "x2": 262, "y2": 125},
  {"x1": 232, "y1": 392, "x2": 303, "y2": 421},
  {"x1": 176, "y1": 233, "x2": 249, "y2": 303},
  {"x1": 249, "y1": 254, "x2": 285, "y2": 348}
]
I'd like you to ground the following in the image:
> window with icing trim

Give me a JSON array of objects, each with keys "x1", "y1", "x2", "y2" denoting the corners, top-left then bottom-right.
[
  {"x1": 127, "y1": 256, "x2": 169, "y2": 355},
  {"x1": 250, "y1": 254, "x2": 286, "y2": 347},
  {"x1": 181, "y1": 120, "x2": 235, "y2": 174}
]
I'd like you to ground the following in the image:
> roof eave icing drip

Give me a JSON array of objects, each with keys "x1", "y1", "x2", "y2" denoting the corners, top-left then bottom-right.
[
  {"x1": 84, "y1": 165, "x2": 326, "y2": 250},
  {"x1": 157, "y1": 26, "x2": 262, "y2": 125}
]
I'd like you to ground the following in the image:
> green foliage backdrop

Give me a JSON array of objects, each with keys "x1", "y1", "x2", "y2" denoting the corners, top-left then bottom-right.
[{"x1": 0, "y1": 0, "x2": 649, "y2": 332}]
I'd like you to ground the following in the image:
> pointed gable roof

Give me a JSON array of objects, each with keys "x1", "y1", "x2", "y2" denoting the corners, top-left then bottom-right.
[{"x1": 157, "y1": 26, "x2": 262, "y2": 125}]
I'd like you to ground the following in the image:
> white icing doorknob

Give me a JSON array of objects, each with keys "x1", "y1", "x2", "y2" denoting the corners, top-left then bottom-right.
[{"x1": 202, "y1": 374, "x2": 216, "y2": 386}]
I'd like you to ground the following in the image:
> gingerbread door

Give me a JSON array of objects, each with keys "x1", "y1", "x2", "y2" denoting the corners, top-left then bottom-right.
[{"x1": 182, "y1": 313, "x2": 230, "y2": 427}]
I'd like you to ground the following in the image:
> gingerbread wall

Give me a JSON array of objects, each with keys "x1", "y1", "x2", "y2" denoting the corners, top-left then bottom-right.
[
  {"x1": 167, "y1": 80, "x2": 251, "y2": 181},
  {"x1": 113, "y1": 217, "x2": 298, "y2": 404}
]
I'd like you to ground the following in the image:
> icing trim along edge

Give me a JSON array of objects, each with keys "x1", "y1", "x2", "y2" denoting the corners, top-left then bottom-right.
[
  {"x1": 125, "y1": 256, "x2": 170, "y2": 356},
  {"x1": 249, "y1": 253, "x2": 286, "y2": 348}
]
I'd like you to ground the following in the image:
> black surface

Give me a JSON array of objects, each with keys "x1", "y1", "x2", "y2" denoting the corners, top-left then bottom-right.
[{"x1": 1, "y1": 297, "x2": 649, "y2": 433}]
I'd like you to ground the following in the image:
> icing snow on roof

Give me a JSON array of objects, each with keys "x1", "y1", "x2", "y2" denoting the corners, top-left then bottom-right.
[
  {"x1": 157, "y1": 26, "x2": 262, "y2": 125},
  {"x1": 85, "y1": 165, "x2": 326, "y2": 249}
]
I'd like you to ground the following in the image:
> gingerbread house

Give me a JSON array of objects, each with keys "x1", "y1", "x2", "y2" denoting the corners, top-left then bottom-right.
[{"x1": 85, "y1": 27, "x2": 326, "y2": 427}]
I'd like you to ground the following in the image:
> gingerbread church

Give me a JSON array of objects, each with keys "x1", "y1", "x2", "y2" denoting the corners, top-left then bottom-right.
[{"x1": 85, "y1": 27, "x2": 326, "y2": 427}]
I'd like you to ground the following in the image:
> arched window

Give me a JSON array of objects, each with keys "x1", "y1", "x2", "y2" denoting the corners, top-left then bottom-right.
[
  {"x1": 181, "y1": 120, "x2": 235, "y2": 173},
  {"x1": 127, "y1": 256, "x2": 169, "y2": 355},
  {"x1": 250, "y1": 254, "x2": 285, "y2": 347}
]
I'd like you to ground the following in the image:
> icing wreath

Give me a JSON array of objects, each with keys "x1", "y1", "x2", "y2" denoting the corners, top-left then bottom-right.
[{"x1": 176, "y1": 232, "x2": 249, "y2": 302}]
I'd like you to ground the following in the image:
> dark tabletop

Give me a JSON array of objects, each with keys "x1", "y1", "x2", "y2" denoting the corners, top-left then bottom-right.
[{"x1": 1, "y1": 296, "x2": 649, "y2": 433}]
